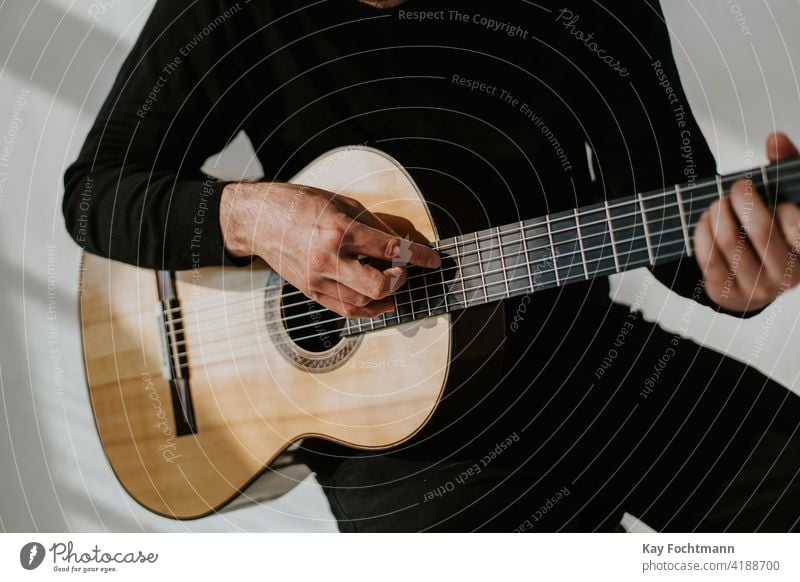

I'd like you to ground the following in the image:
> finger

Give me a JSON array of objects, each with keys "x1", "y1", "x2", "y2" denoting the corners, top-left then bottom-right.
[
  {"x1": 729, "y1": 179, "x2": 790, "y2": 286},
  {"x1": 777, "y1": 202, "x2": 800, "y2": 289},
  {"x1": 313, "y1": 278, "x2": 377, "y2": 308},
  {"x1": 310, "y1": 288, "x2": 395, "y2": 319},
  {"x1": 708, "y1": 196, "x2": 763, "y2": 293},
  {"x1": 694, "y1": 210, "x2": 734, "y2": 295},
  {"x1": 767, "y1": 132, "x2": 800, "y2": 163},
  {"x1": 345, "y1": 222, "x2": 441, "y2": 268},
  {"x1": 323, "y1": 255, "x2": 406, "y2": 300},
  {"x1": 314, "y1": 267, "x2": 407, "y2": 307},
  {"x1": 777, "y1": 201, "x2": 800, "y2": 254}
]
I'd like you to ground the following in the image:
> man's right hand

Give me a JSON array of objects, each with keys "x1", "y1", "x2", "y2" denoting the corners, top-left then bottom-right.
[{"x1": 219, "y1": 182, "x2": 441, "y2": 318}]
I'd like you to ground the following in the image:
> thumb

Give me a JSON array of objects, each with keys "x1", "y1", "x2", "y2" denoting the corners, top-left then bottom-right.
[{"x1": 767, "y1": 132, "x2": 800, "y2": 162}]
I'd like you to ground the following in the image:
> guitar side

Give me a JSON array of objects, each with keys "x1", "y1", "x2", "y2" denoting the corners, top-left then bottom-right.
[{"x1": 79, "y1": 146, "x2": 504, "y2": 519}]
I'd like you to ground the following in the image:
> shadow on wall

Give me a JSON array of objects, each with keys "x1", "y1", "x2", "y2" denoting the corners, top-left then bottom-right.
[
  {"x1": 0, "y1": 256, "x2": 67, "y2": 530},
  {"x1": 0, "y1": 250, "x2": 145, "y2": 532},
  {"x1": 0, "y1": 0, "x2": 133, "y2": 113}
]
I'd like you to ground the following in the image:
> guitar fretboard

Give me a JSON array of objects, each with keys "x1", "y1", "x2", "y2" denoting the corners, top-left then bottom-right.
[{"x1": 343, "y1": 158, "x2": 800, "y2": 336}]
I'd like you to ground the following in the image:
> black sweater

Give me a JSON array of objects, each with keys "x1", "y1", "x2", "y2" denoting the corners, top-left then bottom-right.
[{"x1": 63, "y1": 0, "x2": 737, "y2": 459}]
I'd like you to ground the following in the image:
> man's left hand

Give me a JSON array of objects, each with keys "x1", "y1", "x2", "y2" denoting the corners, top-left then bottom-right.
[{"x1": 694, "y1": 132, "x2": 800, "y2": 313}]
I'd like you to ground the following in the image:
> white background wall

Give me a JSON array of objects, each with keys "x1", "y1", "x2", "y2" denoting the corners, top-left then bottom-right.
[{"x1": 0, "y1": 1, "x2": 799, "y2": 532}]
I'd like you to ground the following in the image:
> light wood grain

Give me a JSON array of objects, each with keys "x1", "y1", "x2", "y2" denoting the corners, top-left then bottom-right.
[{"x1": 81, "y1": 147, "x2": 453, "y2": 519}]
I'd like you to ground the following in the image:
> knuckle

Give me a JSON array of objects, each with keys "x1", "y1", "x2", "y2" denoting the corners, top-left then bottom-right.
[
  {"x1": 308, "y1": 250, "x2": 329, "y2": 270},
  {"x1": 307, "y1": 275, "x2": 323, "y2": 291},
  {"x1": 705, "y1": 287, "x2": 723, "y2": 304},
  {"x1": 752, "y1": 286, "x2": 774, "y2": 305},
  {"x1": 384, "y1": 237, "x2": 401, "y2": 260},
  {"x1": 342, "y1": 305, "x2": 359, "y2": 318},
  {"x1": 361, "y1": 308, "x2": 380, "y2": 319},
  {"x1": 367, "y1": 277, "x2": 387, "y2": 299},
  {"x1": 322, "y1": 223, "x2": 347, "y2": 249},
  {"x1": 715, "y1": 231, "x2": 738, "y2": 253},
  {"x1": 713, "y1": 223, "x2": 740, "y2": 251}
]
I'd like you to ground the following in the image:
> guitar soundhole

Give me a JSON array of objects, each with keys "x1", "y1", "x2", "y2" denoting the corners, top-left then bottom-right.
[{"x1": 280, "y1": 284, "x2": 345, "y2": 353}]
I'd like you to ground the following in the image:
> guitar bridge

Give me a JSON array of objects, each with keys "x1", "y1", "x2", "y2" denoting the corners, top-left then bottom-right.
[{"x1": 155, "y1": 271, "x2": 197, "y2": 436}]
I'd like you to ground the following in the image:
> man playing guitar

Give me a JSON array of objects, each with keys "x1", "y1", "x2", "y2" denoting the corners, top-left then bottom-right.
[{"x1": 64, "y1": 1, "x2": 800, "y2": 531}]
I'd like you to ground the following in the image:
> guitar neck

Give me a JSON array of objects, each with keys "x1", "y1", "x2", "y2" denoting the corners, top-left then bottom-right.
[{"x1": 344, "y1": 157, "x2": 800, "y2": 335}]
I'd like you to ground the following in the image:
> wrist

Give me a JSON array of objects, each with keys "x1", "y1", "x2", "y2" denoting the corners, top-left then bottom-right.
[
  {"x1": 220, "y1": 181, "x2": 297, "y2": 258},
  {"x1": 220, "y1": 182, "x2": 258, "y2": 258}
]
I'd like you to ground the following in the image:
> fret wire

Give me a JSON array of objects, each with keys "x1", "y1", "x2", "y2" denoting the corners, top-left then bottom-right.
[
  {"x1": 421, "y1": 267, "x2": 432, "y2": 315},
  {"x1": 496, "y1": 226, "x2": 511, "y2": 297},
  {"x1": 637, "y1": 192, "x2": 656, "y2": 265},
  {"x1": 715, "y1": 174, "x2": 724, "y2": 199},
  {"x1": 520, "y1": 220, "x2": 535, "y2": 290},
  {"x1": 455, "y1": 237, "x2": 469, "y2": 307},
  {"x1": 475, "y1": 231, "x2": 489, "y2": 303},
  {"x1": 574, "y1": 208, "x2": 589, "y2": 280},
  {"x1": 432, "y1": 241, "x2": 449, "y2": 312},
  {"x1": 544, "y1": 214, "x2": 561, "y2": 286},
  {"x1": 603, "y1": 199, "x2": 621, "y2": 273},
  {"x1": 761, "y1": 164, "x2": 770, "y2": 197},
  {"x1": 405, "y1": 278, "x2": 415, "y2": 321},
  {"x1": 391, "y1": 295, "x2": 400, "y2": 324},
  {"x1": 674, "y1": 184, "x2": 693, "y2": 257}
]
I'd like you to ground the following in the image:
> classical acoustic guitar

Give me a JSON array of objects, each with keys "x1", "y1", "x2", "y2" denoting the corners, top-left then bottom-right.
[{"x1": 79, "y1": 146, "x2": 800, "y2": 519}]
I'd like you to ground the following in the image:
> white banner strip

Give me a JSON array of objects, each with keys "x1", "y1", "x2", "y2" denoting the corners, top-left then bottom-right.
[{"x1": 1, "y1": 533, "x2": 798, "y2": 581}]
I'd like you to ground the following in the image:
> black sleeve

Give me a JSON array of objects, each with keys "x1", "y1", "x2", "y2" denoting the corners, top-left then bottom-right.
[
  {"x1": 579, "y1": 0, "x2": 761, "y2": 317},
  {"x1": 62, "y1": 0, "x2": 255, "y2": 270}
]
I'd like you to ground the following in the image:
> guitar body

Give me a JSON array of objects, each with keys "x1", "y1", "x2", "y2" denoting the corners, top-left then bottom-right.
[{"x1": 80, "y1": 147, "x2": 505, "y2": 519}]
